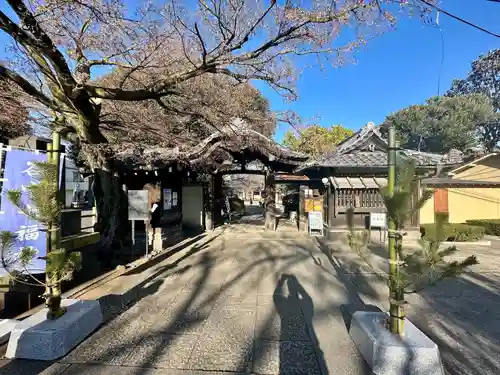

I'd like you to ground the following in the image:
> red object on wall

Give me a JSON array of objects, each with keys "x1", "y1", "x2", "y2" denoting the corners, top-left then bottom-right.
[{"x1": 434, "y1": 188, "x2": 449, "y2": 213}]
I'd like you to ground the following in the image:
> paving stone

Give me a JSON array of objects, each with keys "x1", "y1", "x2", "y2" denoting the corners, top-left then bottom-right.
[
  {"x1": 54, "y1": 363, "x2": 158, "y2": 375},
  {"x1": 161, "y1": 270, "x2": 197, "y2": 291},
  {"x1": 258, "y1": 274, "x2": 294, "y2": 296},
  {"x1": 149, "y1": 292, "x2": 215, "y2": 335},
  {"x1": 253, "y1": 340, "x2": 322, "y2": 375},
  {"x1": 187, "y1": 308, "x2": 256, "y2": 372},
  {"x1": 39, "y1": 363, "x2": 72, "y2": 375},
  {"x1": 181, "y1": 278, "x2": 226, "y2": 295},
  {"x1": 0, "y1": 361, "x2": 69, "y2": 375},
  {"x1": 121, "y1": 333, "x2": 198, "y2": 368},
  {"x1": 62, "y1": 315, "x2": 152, "y2": 365},
  {"x1": 214, "y1": 290, "x2": 257, "y2": 309},
  {"x1": 61, "y1": 364, "x2": 247, "y2": 375},
  {"x1": 213, "y1": 275, "x2": 259, "y2": 309},
  {"x1": 140, "y1": 285, "x2": 182, "y2": 306},
  {"x1": 154, "y1": 310, "x2": 210, "y2": 335},
  {"x1": 125, "y1": 303, "x2": 171, "y2": 326},
  {"x1": 171, "y1": 289, "x2": 220, "y2": 313},
  {"x1": 255, "y1": 304, "x2": 310, "y2": 342},
  {"x1": 187, "y1": 334, "x2": 253, "y2": 373}
]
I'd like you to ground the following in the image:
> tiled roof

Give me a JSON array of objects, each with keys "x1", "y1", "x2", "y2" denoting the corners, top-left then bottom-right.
[
  {"x1": 296, "y1": 122, "x2": 464, "y2": 172},
  {"x1": 333, "y1": 122, "x2": 386, "y2": 154},
  {"x1": 422, "y1": 178, "x2": 500, "y2": 187},
  {"x1": 319, "y1": 151, "x2": 388, "y2": 167},
  {"x1": 305, "y1": 150, "x2": 447, "y2": 169}
]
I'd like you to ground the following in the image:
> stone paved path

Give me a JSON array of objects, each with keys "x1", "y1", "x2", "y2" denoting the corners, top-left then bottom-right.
[{"x1": 0, "y1": 227, "x2": 373, "y2": 375}]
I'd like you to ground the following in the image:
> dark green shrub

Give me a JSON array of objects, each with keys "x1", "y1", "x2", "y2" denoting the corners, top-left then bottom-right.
[
  {"x1": 420, "y1": 223, "x2": 485, "y2": 242},
  {"x1": 466, "y1": 219, "x2": 500, "y2": 236}
]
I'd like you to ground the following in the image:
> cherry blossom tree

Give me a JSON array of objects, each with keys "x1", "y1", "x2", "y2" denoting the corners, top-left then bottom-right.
[
  {"x1": 0, "y1": 80, "x2": 30, "y2": 143},
  {"x1": 0, "y1": 0, "x2": 433, "y2": 246}
]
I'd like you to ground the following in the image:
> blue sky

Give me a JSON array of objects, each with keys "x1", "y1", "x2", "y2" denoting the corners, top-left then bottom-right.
[{"x1": 261, "y1": 1, "x2": 500, "y2": 143}]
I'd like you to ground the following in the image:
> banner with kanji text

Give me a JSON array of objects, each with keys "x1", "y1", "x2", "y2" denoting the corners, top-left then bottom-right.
[{"x1": 0, "y1": 149, "x2": 48, "y2": 275}]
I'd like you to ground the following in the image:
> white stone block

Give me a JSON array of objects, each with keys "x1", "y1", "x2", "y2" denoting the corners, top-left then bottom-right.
[
  {"x1": 349, "y1": 311, "x2": 444, "y2": 375},
  {"x1": 0, "y1": 319, "x2": 18, "y2": 344},
  {"x1": 6, "y1": 299, "x2": 103, "y2": 360}
]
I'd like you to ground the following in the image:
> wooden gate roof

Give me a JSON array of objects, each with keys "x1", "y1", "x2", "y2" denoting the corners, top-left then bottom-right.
[{"x1": 112, "y1": 118, "x2": 309, "y2": 173}]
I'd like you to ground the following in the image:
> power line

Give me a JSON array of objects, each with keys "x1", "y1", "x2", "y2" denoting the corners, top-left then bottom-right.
[{"x1": 419, "y1": 0, "x2": 500, "y2": 39}]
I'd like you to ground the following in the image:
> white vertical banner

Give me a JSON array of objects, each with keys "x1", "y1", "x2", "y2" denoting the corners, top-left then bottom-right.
[{"x1": 59, "y1": 153, "x2": 65, "y2": 189}]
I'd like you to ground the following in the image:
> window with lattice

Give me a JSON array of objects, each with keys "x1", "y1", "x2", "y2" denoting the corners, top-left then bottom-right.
[{"x1": 336, "y1": 188, "x2": 384, "y2": 209}]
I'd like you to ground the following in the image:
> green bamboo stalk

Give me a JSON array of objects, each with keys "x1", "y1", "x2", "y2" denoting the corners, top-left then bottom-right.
[
  {"x1": 44, "y1": 144, "x2": 53, "y2": 303},
  {"x1": 51, "y1": 131, "x2": 61, "y2": 249},
  {"x1": 387, "y1": 125, "x2": 402, "y2": 335}
]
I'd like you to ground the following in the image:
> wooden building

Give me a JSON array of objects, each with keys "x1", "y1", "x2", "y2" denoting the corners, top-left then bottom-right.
[
  {"x1": 295, "y1": 122, "x2": 464, "y2": 233},
  {"x1": 113, "y1": 120, "x2": 309, "y2": 250}
]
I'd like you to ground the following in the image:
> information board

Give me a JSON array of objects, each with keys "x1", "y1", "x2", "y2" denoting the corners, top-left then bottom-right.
[
  {"x1": 128, "y1": 190, "x2": 149, "y2": 220},
  {"x1": 308, "y1": 211, "x2": 323, "y2": 232},
  {"x1": 163, "y1": 188, "x2": 172, "y2": 210},
  {"x1": 370, "y1": 212, "x2": 387, "y2": 228}
]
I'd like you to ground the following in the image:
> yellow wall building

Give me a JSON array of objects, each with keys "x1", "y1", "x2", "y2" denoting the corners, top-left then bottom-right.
[{"x1": 420, "y1": 153, "x2": 500, "y2": 224}]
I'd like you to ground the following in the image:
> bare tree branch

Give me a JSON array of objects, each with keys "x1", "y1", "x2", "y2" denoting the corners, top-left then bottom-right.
[
  {"x1": 4, "y1": 0, "x2": 76, "y2": 90},
  {"x1": 0, "y1": 64, "x2": 58, "y2": 109}
]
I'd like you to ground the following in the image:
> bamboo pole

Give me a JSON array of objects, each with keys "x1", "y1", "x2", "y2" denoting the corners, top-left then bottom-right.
[
  {"x1": 387, "y1": 124, "x2": 401, "y2": 335},
  {"x1": 44, "y1": 144, "x2": 53, "y2": 304},
  {"x1": 52, "y1": 132, "x2": 61, "y2": 249}
]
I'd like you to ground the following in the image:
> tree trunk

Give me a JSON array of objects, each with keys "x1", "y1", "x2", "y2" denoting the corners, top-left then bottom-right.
[
  {"x1": 46, "y1": 284, "x2": 65, "y2": 320},
  {"x1": 83, "y1": 147, "x2": 128, "y2": 261}
]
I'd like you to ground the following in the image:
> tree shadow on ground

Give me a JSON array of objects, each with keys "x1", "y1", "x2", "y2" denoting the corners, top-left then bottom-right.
[
  {"x1": 409, "y1": 272, "x2": 500, "y2": 375},
  {"x1": 319, "y1": 237, "x2": 500, "y2": 375},
  {"x1": 315, "y1": 237, "x2": 427, "y2": 375},
  {"x1": 10, "y1": 231, "x2": 389, "y2": 375},
  {"x1": 315, "y1": 237, "x2": 383, "y2": 311},
  {"x1": 0, "y1": 233, "x2": 221, "y2": 375},
  {"x1": 51, "y1": 237, "x2": 314, "y2": 375},
  {"x1": 296, "y1": 238, "x2": 381, "y2": 374},
  {"x1": 121, "y1": 233, "x2": 208, "y2": 275},
  {"x1": 0, "y1": 272, "x2": 173, "y2": 375}
]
